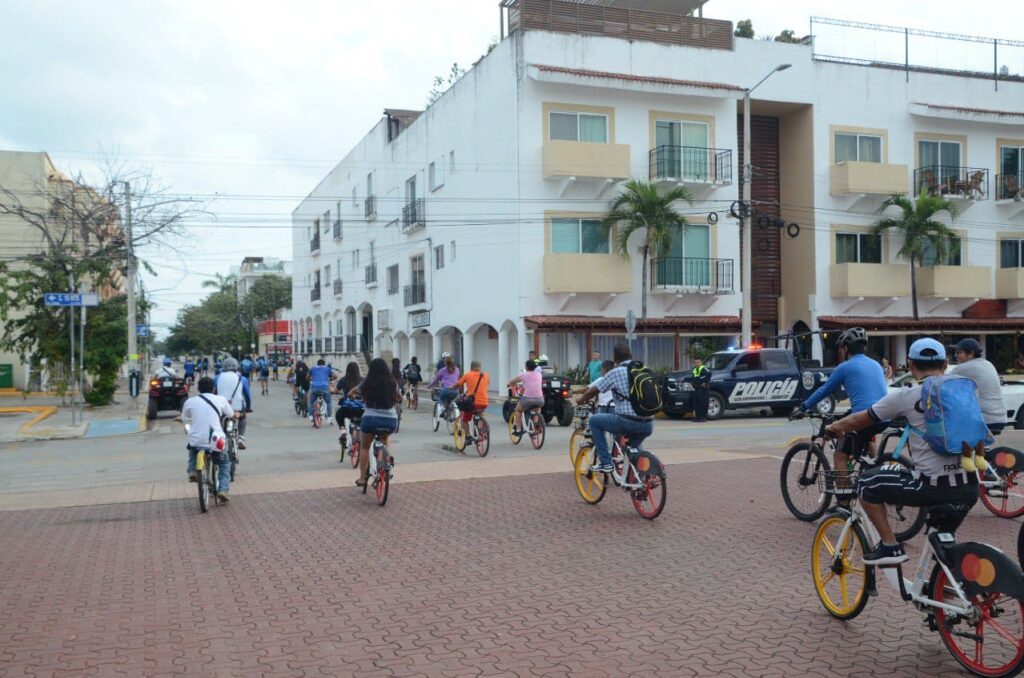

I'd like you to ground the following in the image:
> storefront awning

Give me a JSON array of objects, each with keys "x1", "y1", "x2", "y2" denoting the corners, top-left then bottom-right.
[
  {"x1": 524, "y1": 315, "x2": 743, "y2": 333},
  {"x1": 818, "y1": 316, "x2": 1024, "y2": 334}
]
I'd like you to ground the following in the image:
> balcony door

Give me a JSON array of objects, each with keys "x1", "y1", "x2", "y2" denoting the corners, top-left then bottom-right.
[
  {"x1": 656, "y1": 224, "x2": 710, "y2": 286},
  {"x1": 1001, "y1": 146, "x2": 1023, "y2": 198},
  {"x1": 656, "y1": 120, "x2": 709, "y2": 181},
  {"x1": 919, "y1": 140, "x2": 960, "y2": 190}
]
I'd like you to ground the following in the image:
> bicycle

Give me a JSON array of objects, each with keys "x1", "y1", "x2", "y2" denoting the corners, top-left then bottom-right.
[
  {"x1": 337, "y1": 403, "x2": 363, "y2": 466},
  {"x1": 404, "y1": 381, "x2": 419, "y2": 410},
  {"x1": 780, "y1": 411, "x2": 926, "y2": 542},
  {"x1": 508, "y1": 403, "x2": 545, "y2": 450},
  {"x1": 223, "y1": 416, "x2": 240, "y2": 481},
  {"x1": 360, "y1": 427, "x2": 394, "y2": 507},
  {"x1": 811, "y1": 468, "x2": 1024, "y2": 677},
  {"x1": 573, "y1": 436, "x2": 667, "y2": 520},
  {"x1": 431, "y1": 388, "x2": 460, "y2": 434},
  {"x1": 568, "y1": 403, "x2": 595, "y2": 463},
  {"x1": 454, "y1": 408, "x2": 490, "y2": 457},
  {"x1": 310, "y1": 392, "x2": 327, "y2": 429},
  {"x1": 184, "y1": 422, "x2": 228, "y2": 514},
  {"x1": 294, "y1": 386, "x2": 308, "y2": 417},
  {"x1": 978, "y1": 445, "x2": 1024, "y2": 519}
]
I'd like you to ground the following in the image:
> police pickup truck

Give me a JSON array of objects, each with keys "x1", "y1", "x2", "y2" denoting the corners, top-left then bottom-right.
[{"x1": 661, "y1": 348, "x2": 838, "y2": 420}]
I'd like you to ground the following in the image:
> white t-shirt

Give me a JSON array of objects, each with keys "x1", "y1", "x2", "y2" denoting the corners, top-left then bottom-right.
[
  {"x1": 181, "y1": 393, "x2": 234, "y2": 449},
  {"x1": 951, "y1": 359, "x2": 1006, "y2": 425},
  {"x1": 591, "y1": 379, "x2": 614, "y2": 407},
  {"x1": 869, "y1": 385, "x2": 963, "y2": 479},
  {"x1": 157, "y1": 366, "x2": 177, "y2": 378},
  {"x1": 215, "y1": 371, "x2": 246, "y2": 411}
]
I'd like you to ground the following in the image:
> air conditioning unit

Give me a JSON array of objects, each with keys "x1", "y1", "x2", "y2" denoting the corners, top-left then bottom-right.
[{"x1": 377, "y1": 309, "x2": 391, "y2": 330}]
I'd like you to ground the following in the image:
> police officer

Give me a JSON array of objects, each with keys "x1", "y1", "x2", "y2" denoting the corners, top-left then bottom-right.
[{"x1": 692, "y1": 357, "x2": 711, "y2": 422}]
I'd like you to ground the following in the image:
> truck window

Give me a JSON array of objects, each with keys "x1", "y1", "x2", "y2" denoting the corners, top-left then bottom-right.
[
  {"x1": 707, "y1": 354, "x2": 735, "y2": 371},
  {"x1": 736, "y1": 353, "x2": 762, "y2": 371},
  {"x1": 764, "y1": 352, "x2": 791, "y2": 372}
]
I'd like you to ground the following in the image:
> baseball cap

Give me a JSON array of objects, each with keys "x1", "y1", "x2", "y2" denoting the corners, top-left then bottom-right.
[
  {"x1": 955, "y1": 338, "x2": 983, "y2": 356},
  {"x1": 908, "y1": 337, "x2": 946, "y2": 362}
]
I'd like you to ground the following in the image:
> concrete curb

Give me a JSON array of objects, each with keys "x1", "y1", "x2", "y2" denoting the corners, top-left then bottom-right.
[{"x1": 0, "y1": 405, "x2": 59, "y2": 438}]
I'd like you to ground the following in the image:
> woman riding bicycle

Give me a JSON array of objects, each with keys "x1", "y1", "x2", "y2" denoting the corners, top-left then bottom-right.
[
  {"x1": 507, "y1": 360, "x2": 544, "y2": 436},
  {"x1": 347, "y1": 358, "x2": 402, "y2": 488}
]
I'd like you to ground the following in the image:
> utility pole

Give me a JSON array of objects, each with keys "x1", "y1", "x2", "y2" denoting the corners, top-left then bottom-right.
[
  {"x1": 123, "y1": 181, "x2": 138, "y2": 406},
  {"x1": 68, "y1": 272, "x2": 76, "y2": 425}
]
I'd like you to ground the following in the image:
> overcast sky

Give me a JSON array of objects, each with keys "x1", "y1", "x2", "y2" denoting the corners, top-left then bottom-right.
[{"x1": 2, "y1": 0, "x2": 1021, "y2": 334}]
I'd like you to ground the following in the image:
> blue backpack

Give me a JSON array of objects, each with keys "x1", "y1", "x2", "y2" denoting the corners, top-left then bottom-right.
[{"x1": 919, "y1": 375, "x2": 994, "y2": 455}]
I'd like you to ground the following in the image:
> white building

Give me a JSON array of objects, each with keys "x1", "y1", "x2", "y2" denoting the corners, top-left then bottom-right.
[
  {"x1": 232, "y1": 256, "x2": 292, "y2": 300},
  {"x1": 289, "y1": 0, "x2": 1024, "y2": 386}
]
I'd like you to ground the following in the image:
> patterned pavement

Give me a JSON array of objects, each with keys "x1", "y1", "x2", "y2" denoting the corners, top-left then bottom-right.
[{"x1": 1, "y1": 456, "x2": 1021, "y2": 676}]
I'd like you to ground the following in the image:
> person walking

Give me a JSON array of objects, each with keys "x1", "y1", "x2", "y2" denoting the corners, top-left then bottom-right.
[
  {"x1": 587, "y1": 351, "x2": 603, "y2": 384},
  {"x1": 691, "y1": 357, "x2": 711, "y2": 422}
]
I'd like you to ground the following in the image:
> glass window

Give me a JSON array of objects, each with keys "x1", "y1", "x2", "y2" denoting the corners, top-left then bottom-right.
[
  {"x1": 920, "y1": 235, "x2": 962, "y2": 266},
  {"x1": 323, "y1": 211, "x2": 330, "y2": 233},
  {"x1": 835, "y1": 132, "x2": 882, "y2": 163},
  {"x1": 579, "y1": 114, "x2": 608, "y2": 143},
  {"x1": 859, "y1": 233, "x2": 881, "y2": 263},
  {"x1": 858, "y1": 136, "x2": 881, "y2": 163},
  {"x1": 835, "y1": 232, "x2": 881, "y2": 264},
  {"x1": 428, "y1": 162, "x2": 436, "y2": 191},
  {"x1": 1001, "y1": 240, "x2": 1022, "y2": 269},
  {"x1": 549, "y1": 112, "x2": 608, "y2": 143},
  {"x1": 387, "y1": 265, "x2": 398, "y2": 294},
  {"x1": 551, "y1": 218, "x2": 609, "y2": 254},
  {"x1": 551, "y1": 218, "x2": 580, "y2": 253},
  {"x1": 580, "y1": 220, "x2": 609, "y2": 254},
  {"x1": 764, "y1": 352, "x2": 791, "y2": 372},
  {"x1": 835, "y1": 133, "x2": 859, "y2": 163},
  {"x1": 434, "y1": 244, "x2": 445, "y2": 270},
  {"x1": 550, "y1": 112, "x2": 578, "y2": 141},
  {"x1": 835, "y1": 233, "x2": 858, "y2": 264},
  {"x1": 736, "y1": 352, "x2": 762, "y2": 370}
]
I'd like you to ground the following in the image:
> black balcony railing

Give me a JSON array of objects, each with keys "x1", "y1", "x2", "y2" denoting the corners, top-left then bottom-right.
[
  {"x1": 403, "y1": 283, "x2": 426, "y2": 307},
  {"x1": 310, "y1": 234, "x2": 321, "y2": 253},
  {"x1": 649, "y1": 146, "x2": 732, "y2": 184},
  {"x1": 365, "y1": 195, "x2": 376, "y2": 219},
  {"x1": 402, "y1": 198, "x2": 425, "y2": 232},
  {"x1": 364, "y1": 263, "x2": 378, "y2": 285},
  {"x1": 310, "y1": 286, "x2": 321, "y2": 302},
  {"x1": 997, "y1": 174, "x2": 1022, "y2": 201},
  {"x1": 333, "y1": 279, "x2": 342, "y2": 295},
  {"x1": 914, "y1": 165, "x2": 990, "y2": 200},
  {"x1": 344, "y1": 335, "x2": 356, "y2": 353},
  {"x1": 332, "y1": 219, "x2": 342, "y2": 239},
  {"x1": 650, "y1": 258, "x2": 734, "y2": 294}
]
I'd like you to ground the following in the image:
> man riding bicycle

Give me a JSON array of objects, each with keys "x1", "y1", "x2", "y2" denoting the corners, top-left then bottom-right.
[
  {"x1": 292, "y1": 357, "x2": 310, "y2": 401},
  {"x1": 826, "y1": 338, "x2": 981, "y2": 565},
  {"x1": 308, "y1": 358, "x2": 334, "y2": 425},
  {"x1": 428, "y1": 356, "x2": 461, "y2": 409},
  {"x1": 215, "y1": 358, "x2": 252, "y2": 449},
  {"x1": 575, "y1": 344, "x2": 654, "y2": 474},
  {"x1": 952, "y1": 337, "x2": 1007, "y2": 436},
  {"x1": 453, "y1": 361, "x2": 489, "y2": 441},
  {"x1": 402, "y1": 357, "x2": 422, "y2": 399},
  {"x1": 183, "y1": 357, "x2": 196, "y2": 386},
  {"x1": 180, "y1": 376, "x2": 236, "y2": 502},
  {"x1": 800, "y1": 327, "x2": 888, "y2": 511}
]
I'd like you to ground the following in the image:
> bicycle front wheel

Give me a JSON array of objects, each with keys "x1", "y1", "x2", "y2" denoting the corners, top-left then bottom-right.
[
  {"x1": 197, "y1": 456, "x2": 210, "y2": 513},
  {"x1": 508, "y1": 415, "x2": 522, "y2": 445},
  {"x1": 569, "y1": 428, "x2": 586, "y2": 464},
  {"x1": 474, "y1": 418, "x2": 490, "y2": 457},
  {"x1": 375, "y1": 451, "x2": 390, "y2": 507},
  {"x1": 349, "y1": 440, "x2": 360, "y2": 469},
  {"x1": 573, "y1": 445, "x2": 607, "y2": 505},
  {"x1": 453, "y1": 419, "x2": 467, "y2": 452},
  {"x1": 780, "y1": 442, "x2": 831, "y2": 521},
  {"x1": 627, "y1": 453, "x2": 666, "y2": 520},
  {"x1": 981, "y1": 452, "x2": 1024, "y2": 519},
  {"x1": 432, "y1": 403, "x2": 441, "y2": 432},
  {"x1": 811, "y1": 516, "x2": 870, "y2": 620},
  {"x1": 312, "y1": 403, "x2": 322, "y2": 429},
  {"x1": 530, "y1": 413, "x2": 545, "y2": 450}
]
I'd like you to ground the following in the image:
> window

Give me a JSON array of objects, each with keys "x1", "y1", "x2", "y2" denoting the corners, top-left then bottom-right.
[
  {"x1": 324, "y1": 265, "x2": 331, "y2": 285},
  {"x1": 429, "y1": 158, "x2": 445, "y2": 191},
  {"x1": 352, "y1": 186, "x2": 358, "y2": 207},
  {"x1": 735, "y1": 352, "x2": 762, "y2": 371},
  {"x1": 323, "y1": 210, "x2": 330, "y2": 233},
  {"x1": 411, "y1": 254, "x2": 425, "y2": 286},
  {"x1": 450, "y1": 240, "x2": 456, "y2": 260},
  {"x1": 1001, "y1": 240, "x2": 1024, "y2": 269},
  {"x1": 549, "y1": 112, "x2": 608, "y2": 143},
  {"x1": 920, "y1": 235, "x2": 962, "y2": 266},
  {"x1": 655, "y1": 120, "x2": 710, "y2": 180},
  {"x1": 551, "y1": 218, "x2": 610, "y2": 254},
  {"x1": 434, "y1": 244, "x2": 445, "y2": 270},
  {"x1": 449, "y1": 150, "x2": 455, "y2": 173},
  {"x1": 366, "y1": 172, "x2": 374, "y2": 197},
  {"x1": 763, "y1": 352, "x2": 791, "y2": 372},
  {"x1": 835, "y1": 132, "x2": 882, "y2": 163},
  {"x1": 405, "y1": 175, "x2": 417, "y2": 203},
  {"x1": 313, "y1": 217, "x2": 320, "y2": 234},
  {"x1": 369, "y1": 241, "x2": 375, "y2": 262},
  {"x1": 336, "y1": 319, "x2": 342, "y2": 335},
  {"x1": 387, "y1": 264, "x2": 399, "y2": 295},
  {"x1": 429, "y1": 162, "x2": 437, "y2": 191},
  {"x1": 835, "y1": 232, "x2": 882, "y2": 264},
  {"x1": 1000, "y1": 145, "x2": 1023, "y2": 199},
  {"x1": 919, "y1": 140, "x2": 961, "y2": 188}
]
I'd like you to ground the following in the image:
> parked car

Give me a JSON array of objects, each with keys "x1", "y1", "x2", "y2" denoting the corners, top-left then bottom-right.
[
  {"x1": 889, "y1": 369, "x2": 1024, "y2": 430},
  {"x1": 661, "y1": 348, "x2": 838, "y2": 420}
]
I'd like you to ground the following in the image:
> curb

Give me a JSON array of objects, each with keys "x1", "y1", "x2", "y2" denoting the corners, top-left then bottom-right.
[{"x1": 0, "y1": 405, "x2": 59, "y2": 434}]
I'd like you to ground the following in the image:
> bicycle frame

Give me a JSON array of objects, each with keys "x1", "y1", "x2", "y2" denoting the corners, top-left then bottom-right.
[{"x1": 605, "y1": 439, "x2": 644, "y2": 491}]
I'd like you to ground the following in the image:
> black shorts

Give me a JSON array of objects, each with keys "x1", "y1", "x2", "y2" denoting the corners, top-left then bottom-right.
[
  {"x1": 840, "y1": 418, "x2": 887, "y2": 457},
  {"x1": 858, "y1": 465, "x2": 978, "y2": 512}
]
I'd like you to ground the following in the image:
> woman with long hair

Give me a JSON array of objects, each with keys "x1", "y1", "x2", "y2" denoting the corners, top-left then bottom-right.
[
  {"x1": 348, "y1": 357, "x2": 401, "y2": 487},
  {"x1": 334, "y1": 361, "x2": 364, "y2": 429}
]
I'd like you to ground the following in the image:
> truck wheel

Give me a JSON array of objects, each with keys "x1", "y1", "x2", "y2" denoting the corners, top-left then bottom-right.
[
  {"x1": 815, "y1": 395, "x2": 836, "y2": 416},
  {"x1": 146, "y1": 399, "x2": 158, "y2": 420},
  {"x1": 706, "y1": 393, "x2": 724, "y2": 420},
  {"x1": 557, "y1": 401, "x2": 574, "y2": 427}
]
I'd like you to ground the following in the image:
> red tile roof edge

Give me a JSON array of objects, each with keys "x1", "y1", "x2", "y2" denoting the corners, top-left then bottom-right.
[
  {"x1": 533, "y1": 64, "x2": 744, "y2": 92},
  {"x1": 524, "y1": 315, "x2": 743, "y2": 330}
]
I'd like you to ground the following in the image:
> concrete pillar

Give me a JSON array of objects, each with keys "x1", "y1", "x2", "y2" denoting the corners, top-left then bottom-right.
[
  {"x1": 498, "y1": 325, "x2": 510, "y2": 389},
  {"x1": 894, "y1": 335, "x2": 908, "y2": 369},
  {"x1": 463, "y1": 328, "x2": 475, "y2": 374}
]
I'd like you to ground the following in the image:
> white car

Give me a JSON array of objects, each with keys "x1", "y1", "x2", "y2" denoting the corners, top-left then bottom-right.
[{"x1": 888, "y1": 370, "x2": 1024, "y2": 429}]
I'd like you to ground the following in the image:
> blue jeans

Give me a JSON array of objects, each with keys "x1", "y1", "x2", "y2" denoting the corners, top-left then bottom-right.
[
  {"x1": 309, "y1": 388, "x2": 332, "y2": 417},
  {"x1": 589, "y1": 413, "x2": 654, "y2": 467},
  {"x1": 438, "y1": 388, "x2": 459, "y2": 408},
  {"x1": 187, "y1": 447, "x2": 231, "y2": 493}
]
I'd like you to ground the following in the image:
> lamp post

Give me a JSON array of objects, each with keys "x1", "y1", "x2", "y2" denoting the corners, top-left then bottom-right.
[{"x1": 741, "y1": 63, "x2": 791, "y2": 348}]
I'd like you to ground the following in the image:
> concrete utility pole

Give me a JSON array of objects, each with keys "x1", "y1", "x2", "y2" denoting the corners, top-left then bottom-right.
[
  {"x1": 741, "y1": 64, "x2": 791, "y2": 348},
  {"x1": 123, "y1": 181, "x2": 138, "y2": 405}
]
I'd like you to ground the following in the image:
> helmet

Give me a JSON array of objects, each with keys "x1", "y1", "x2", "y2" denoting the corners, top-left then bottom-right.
[
  {"x1": 537, "y1": 354, "x2": 549, "y2": 365},
  {"x1": 955, "y1": 338, "x2": 983, "y2": 357},
  {"x1": 163, "y1": 358, "x2": 172, "y2": 366},
  {"x1": 909, "y1": 337, "x2": 946, "y2": 363},
  {"x1": 441, "y1": 352, "x2": 451, "y2": 359},
  {"x1": 222, "y1": 357, "x2": 240, "y2": 371},
  {"x1": 836, "y1": 327, "x2": 868, "y2": 347}
]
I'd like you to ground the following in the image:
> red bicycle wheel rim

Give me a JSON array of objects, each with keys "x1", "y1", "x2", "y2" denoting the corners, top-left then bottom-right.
[
  {"x1": 981, "y1": 472, "x2": 1024, "y2": 519},
  {"x1": 376, "y1": 472, "x2": 388, "y2": 504},
  {"x1": 475, "y1": 420, "x2": 489, "y2": 456},
  {"x1": 349, "y1": 443, "x2": 360, "y2": 468},
  {"x1": 629, "y1": 470, "x2": 665, "y2": 519},
  {"x1": 934, "y1": 568, "x2": 1024, "y2": 676}
]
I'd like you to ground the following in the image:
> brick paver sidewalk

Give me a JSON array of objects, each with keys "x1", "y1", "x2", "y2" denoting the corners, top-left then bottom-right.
[{"x1": 1, "y1": 457, "x2": 1017, "y2": 676}]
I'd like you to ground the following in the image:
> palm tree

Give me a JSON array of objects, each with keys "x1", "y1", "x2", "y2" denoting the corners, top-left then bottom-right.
[
  {"x1": 603, "y1": 179, "x2": 694, "y2": 320},
  {"x1": 201, "y1": 272, "x2": 237, "y2": 294},
  {"x1": 873, "y1": 192, "x2": 958, "y2": 320}
]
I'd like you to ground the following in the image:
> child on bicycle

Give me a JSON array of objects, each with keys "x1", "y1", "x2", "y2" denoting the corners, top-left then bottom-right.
[
  {"x1": 507, "y1": 360, "x2": 544, "y2": 436},
  {"x1": 826, "y1": 338, "x2": 981, "y2": 565},
  {"x1": 180, "y1": 376, "x2": 236, "y2": 502},
  {"x1": 347, "y1": 358, "x2": 402, "y2": 488}
]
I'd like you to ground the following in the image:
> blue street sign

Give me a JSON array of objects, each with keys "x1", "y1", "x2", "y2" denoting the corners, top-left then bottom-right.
[
  {"x1": 43, "y1": 292, "x2": 99, "y2": 307},
  {"x1": 136, "y1": 325, "x2": 149, "y2": 337}
]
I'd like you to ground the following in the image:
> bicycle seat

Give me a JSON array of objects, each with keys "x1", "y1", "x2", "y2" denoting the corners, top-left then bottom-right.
[
  {"x1": 924, "y1": 502, "x2": 973, "y2": 533},
  {"x1": 369, "y1": 428, "x2": 394, "y2": 436}
]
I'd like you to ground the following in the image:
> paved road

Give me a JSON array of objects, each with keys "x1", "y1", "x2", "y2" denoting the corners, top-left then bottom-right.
[{"x1": 2, "y1": 455, "x2": 1022, "y2": 676}]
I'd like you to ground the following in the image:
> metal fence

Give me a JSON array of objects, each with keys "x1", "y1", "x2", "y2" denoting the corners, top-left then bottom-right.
[{"x1": 649, "y1": 146, "x2": 732, "y2": 184}]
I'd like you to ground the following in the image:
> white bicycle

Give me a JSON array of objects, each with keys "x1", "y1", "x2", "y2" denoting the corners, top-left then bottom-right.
[{"x1": 573, "y1": 436, "x2": 667, "y2": 520}]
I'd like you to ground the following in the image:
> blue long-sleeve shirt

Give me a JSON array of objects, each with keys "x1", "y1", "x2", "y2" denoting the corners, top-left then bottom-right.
[{"x1": 801, "y1": 354, "x2": 887, "y2": 414}]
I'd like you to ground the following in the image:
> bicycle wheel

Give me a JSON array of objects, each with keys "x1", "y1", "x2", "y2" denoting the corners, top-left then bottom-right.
[
  {"x1": 981, "y1": 451, "x2": 1024, "y2": 518},
  {"x1": 573, "y1": 445, "x2": 607, "y2": 505},
  {"x1": 349, "y1": 439, "x2": 360, "y2": 469},
  {"x1": 197, "y1": 454, "x2": 210, "y2": 513},
  {"x1": 627, "y1": 453, "x2": 666, "y2": 520},
  {"x1": 294, "y1": 397, "x2": 302, "y2": 416},
  {"x1": 889, "y1": 504, "x2": 926, "y2": 543},
  {"x1": 780, "y1": 442, "x2": 832, "y2": 521},
  {"x1": 474, "y1": 418, "x2": 490, "y2": 457},
  {"x1": 432, "y1": 403, "x2": 441, "y2": 432},
  {"x1": 508, "y1": 415, "x2": 523, "y2": 445},
  {"x1": 453, "y1": 419, "x2": 467, "y2": 452},
  {"x1": 931, "y1": 562, "x2": 1024, "y2": 677},
  {"x1": 411, "y1": 389, "x2": 418, "y2": 410},
  {"x1": 529, "y1": 413, "x2": 545, "y2": 450},
  {"x1": 569, "y1": 428, "x2": 586, "y2": 464},
  {"x1": 811, "y1": 516, "x2": 870, "y2": 620},
  {"x1": 446, "y1": 406, "x2": 458, "y2": 435},
  {"x1": 312, "y1": 400, "x2": 322, "y2": 429},
  {"x1": 375, "y1": 451, "x2": 390, "y2": 507},
  {"x1": 229, "y1": 442, "x2": 238, "y2": 482}
]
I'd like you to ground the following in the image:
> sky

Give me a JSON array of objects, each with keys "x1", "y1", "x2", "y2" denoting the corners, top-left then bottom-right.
[{"x1": 2, "y1": 0, "x2": 1022, "y2": 335}]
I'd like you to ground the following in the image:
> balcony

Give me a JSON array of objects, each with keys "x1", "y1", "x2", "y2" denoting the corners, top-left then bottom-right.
[
  {"x1": 402, "y1": 199, "x2": 425, "y2": 233},
  {"x1": 914, "y1": 166, "x2": 990, "y2": 201},
  {"x1": 344, "y1": 335, "x2": 356, "y2": 353},
  {"x1": 310, "y1": 286, "x2": 321, "y2": 303},
  {"x1": 917, "y1": 265, "x2": 993, "y2": 299},
  {"x1": 830, "y1": 263, "x2": 908, "y2": 298},
  {"x1": 364, "y1": 263, "x2": 378, "y2": 286},
  {"x1": 404, "y1": 283, "x2": 426, "y2": 307},
  {"x1": 333, "y1": 279, "x2": 342, "y2": 296},
  {"x1": 830, "y1": 161, "x2": 909, "y2": 197},
  {"x1": 997, "y1": 174, "x2": 1022, "y2": 201},
  {"x1": 543, "y1": 253, "x2": 632, "y2": 294},
  {"x1": 365, "y1": 195, "x2": 376, "y2": 220},
  {"x1": 310, "y1": 234, "x2": 320, "y2": 254},
  {"x1": 649, "y1": 258, "x2": 734, "y2": 295},
  {"x1": 542, "y1": 140, "x2": 630, "y2": 181},
  {"x1": 332, "y1": 219, "x2": 342, "y2": 240},
  {"x1": 649, "y1": 147, "x2": 732, "y2": 186},
  {"x1": 998, "y1": 268, "x2": 1024, "y2": 299}
]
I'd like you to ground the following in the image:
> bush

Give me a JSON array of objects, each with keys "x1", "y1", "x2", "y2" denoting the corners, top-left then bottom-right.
[{"x1": 84, "y1": 373, "x2": 117, "y2": 406}]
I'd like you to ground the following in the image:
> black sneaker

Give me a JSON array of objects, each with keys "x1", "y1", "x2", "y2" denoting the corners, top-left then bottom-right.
[{"x1": 862, "y1": 542, "x2": 908, "y2": 566}]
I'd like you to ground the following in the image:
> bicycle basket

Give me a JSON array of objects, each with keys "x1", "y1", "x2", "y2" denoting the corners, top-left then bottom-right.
[{"x1": 817, "y1": 470, "x2": 860, "y2": 496}]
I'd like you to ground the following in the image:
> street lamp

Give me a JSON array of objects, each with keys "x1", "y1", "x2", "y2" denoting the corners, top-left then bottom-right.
[{"x1": 741, "y1": 63, "x2": 791, "y2": 348}]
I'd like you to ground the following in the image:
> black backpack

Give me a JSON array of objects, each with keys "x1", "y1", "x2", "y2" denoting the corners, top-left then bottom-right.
[
  {"x1": 618, "y1": 360, "x2": 662, "y2": 417},
  {"x1": 294, "y1": 363, "x2": 310, "y2": 382}
]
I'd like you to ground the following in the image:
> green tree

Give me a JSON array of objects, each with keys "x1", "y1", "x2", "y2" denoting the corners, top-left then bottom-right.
[
  {"x1": 775, "y1": 29, "x2": 799, "y2": 43},
  {"x1": 603, "y1": 180, "x2": 694, "y2": 321},
  {"x1": 201, "y1": 272, "x2": 237, "y2": 293},
  {"x1": 427, "y1": 62, "x2": 466, "y2": 105},
  {"x1": 734, "y1": 19, "x2": 754, "y2": 38},
  {"x1": 83, "y1": 294, "x2": 150, "y2": 405},
  {"x1": 243, "y1": 275, "x2": 291, "y2": 322},
  {"x1": 873, "y1": 192, "x2": 958, "y2": 320}
]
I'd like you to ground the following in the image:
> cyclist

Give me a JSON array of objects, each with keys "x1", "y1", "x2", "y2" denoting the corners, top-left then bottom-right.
[
  {"x1": 575, "y1": 343, "x2": 654, "y2": 474},
  {"x1": 214, "y1": 357, "x2": 252, "y2": 450},
  {"x1": 826, "y1": 338, "x2": 981, "y2": 565},
  {"x1": 402, "y1": 357, "x2": 422, "y2": 402},
  {"x1": 308, "y1": 358, "x2": 334, "y2": 425},
  {"x1": 257, "y1": 357, "x2": 270, "y2": 396},
  {"x1": 507, "y1": 359, "x2": 544, "y2": 436},
  {"x1": 200, "y1": 357, "x2": 209, "y2": 377},
  {"x1": 390, "y1": 357, "x2": 405, "y2": 396},
  {"x1": 453, "y1": 361, "x2": 490, "y2": 442},
  {"x1": 347, "y1": 358, "x2": 401, "y2": 488},
  {"x1": 271, "y1": 356, "x2": 279, "y2": 381},
  {"x1": 157, "y1": 357, "x2": 177, "y2": 378},
  {"x1": 293, "y1": 357, "x2": 310, "y2": 402},
  {"x1": 214, "y1": 358, "x2": 223, "y2": 376},
  {"x1": 182, "y1": 357, "x2": 196, "y2": 387},
  {"x1": 181, "y1": 376, "x2": 236, "y2": 501},
  {"x1": 428, "y1": 356, "x2": 461, "y2": 410},
  {"x1": 334, "y1": 361, "x2": 363, "y2": 443},
  {"x1": 952, "y1": 337, "x2": 1007, "y2": 435},
  {"x1": 436, "y1": 351, "x2": 451, "y2": 372},
  {"x1": 587, "y1": 351, "x2": 602, "y2": 384},
  {"x1": 799, "y1": 327, "x2": 888, "y2": 512}
]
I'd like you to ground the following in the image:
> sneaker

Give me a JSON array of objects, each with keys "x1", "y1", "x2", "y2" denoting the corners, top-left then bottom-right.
[
  {"x1": 590, "y1": 463, "x2": 615, "y2": 474},
  {"x1": 862, "y1": 542, "x2": 907, "y2": 566},
  {"x1": 217, "y1": 491, "x2": 230, "y2": 502},
  {"x1": 237, "y1": 437, "x2": 246, "y2": 450},
  {"x1": 309, "y1": 415, "x2": 314, "y2": 422},
  {"x1": 187, "y1": 471, "x2": 198, "y2": 483}
]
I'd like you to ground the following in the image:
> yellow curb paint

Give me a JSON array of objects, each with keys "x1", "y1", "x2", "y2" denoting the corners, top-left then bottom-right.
[
  {"x1": 0, "y1": 405, "x2": 59, "y2": 434},
  {"x1": 0, "y1": 390, "x2": 58, "y2": 397},
  {"x1": 138, "y1": 410, "x2": 148, "y2": 433}
]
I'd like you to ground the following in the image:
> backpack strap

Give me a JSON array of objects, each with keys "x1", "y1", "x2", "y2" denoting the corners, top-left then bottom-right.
[{"x1": 198, "y1": 394, "x2": 224, "y2": 419}]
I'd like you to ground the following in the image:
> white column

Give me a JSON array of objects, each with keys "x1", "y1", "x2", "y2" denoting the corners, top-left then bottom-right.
[
  {"x1": 463, "y1": 329, "x2": 475, "y2": 372},
  {"x1": 497, "y1": 326, "x2": 510, "y2": 390}
]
